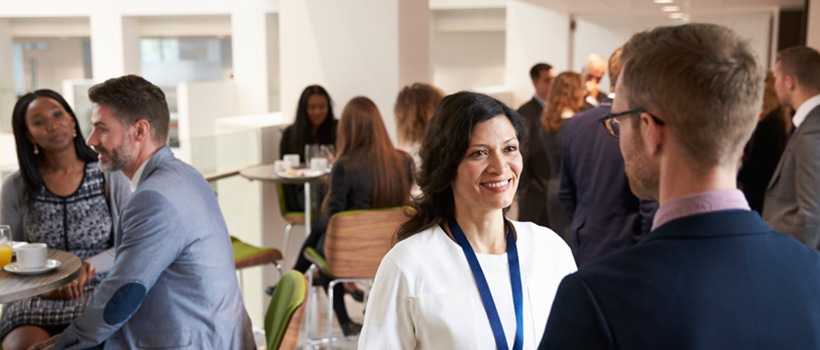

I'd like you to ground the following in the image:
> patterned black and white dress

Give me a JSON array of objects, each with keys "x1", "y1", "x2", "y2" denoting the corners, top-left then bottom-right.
[{"x1": 0, "y1": 162, "x2": 113, "y2": 338}]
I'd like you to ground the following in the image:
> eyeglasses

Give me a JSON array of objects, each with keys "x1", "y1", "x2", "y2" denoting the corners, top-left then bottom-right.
[{"x1": 598, "y1": 108, "x2": 665, "y2": 139}]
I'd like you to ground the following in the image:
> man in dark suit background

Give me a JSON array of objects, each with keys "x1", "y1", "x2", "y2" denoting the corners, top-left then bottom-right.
[
  {"x1": 762, "y1": 46, "x2": 820, "y2": 249},
  {"x1": 540, "y1": 23, "x2": 820, "y2": 349},
  {"x1": 559, "y1": 47, "x2": 657, "y2": 268},
  {"x1": 517, "y1": 63, "x2": 555, "y2": 228}
]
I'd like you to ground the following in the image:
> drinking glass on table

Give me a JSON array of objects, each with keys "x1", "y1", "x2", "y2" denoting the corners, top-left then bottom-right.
[
  {"x1": 0, "y1": 225, "x2": 12, "y2": 268},
  {"x1": 321, "y1": 144, "x2": 336, "y2": 169},
  {"x1": 305, "y1": 144, "x2": 321, "y2": 168}
]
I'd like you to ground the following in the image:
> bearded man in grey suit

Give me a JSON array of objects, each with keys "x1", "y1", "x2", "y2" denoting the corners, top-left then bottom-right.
[
  {"x1": 763, "y1": 46, "x2": 820, "y2": 249},
  {"x1": 32, "y1": 75, "x2": 254, "y2": 350}
]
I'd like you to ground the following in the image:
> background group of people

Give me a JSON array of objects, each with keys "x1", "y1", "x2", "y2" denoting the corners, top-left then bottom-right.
[{"x1": 2, "y1": 20, "x2": 820, "y2": 350}]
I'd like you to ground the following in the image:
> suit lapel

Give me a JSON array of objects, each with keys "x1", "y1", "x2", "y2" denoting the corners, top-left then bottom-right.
[{"x1": 767, "y1": 106, "x2": 820, "y2": 191}]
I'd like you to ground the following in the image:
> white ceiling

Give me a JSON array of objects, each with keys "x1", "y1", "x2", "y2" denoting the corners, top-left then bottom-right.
[{"x1": 536, "y1": 0, "x2": 805, "y2": 17}]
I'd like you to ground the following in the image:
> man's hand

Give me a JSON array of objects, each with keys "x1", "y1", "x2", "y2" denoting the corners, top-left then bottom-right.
[
  {"x1": 40, "y1": 262, "x2": 96, "y2": 300},
  {"x1": 27, "y1": 333, "x2": 60, "y2": 350}
]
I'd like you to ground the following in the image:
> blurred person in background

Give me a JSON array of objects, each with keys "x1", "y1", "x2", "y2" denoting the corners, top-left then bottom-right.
[
  {"x1": 581, "y1": 54, "x2": 607, "y2": 111},
  {"x1": 539, "y1": 71, "x2": 585, "y2": 242},
  {"x1": 738, "y1": 70, "x2": 789, "y2": 213},
  {"x1": 279, "y1": 85, "x2": 338, "y2": 212},
  {"x1": 517, "y1": 63, "x2": 555, "y2": 227},
  {"x1": 291, "y1": 96, "x2": 414, "y2": 336},
  {"x1": 394, "y1": 82, "x2": 445, "y2": 171},
  {"x1": 762, "y1": 46, "x2": 820, "y2": 249}
]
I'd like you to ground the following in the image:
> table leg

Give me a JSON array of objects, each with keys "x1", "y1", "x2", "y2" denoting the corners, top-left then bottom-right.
[{"x1": 304, "y1": 182, "x2": 312, "y2": 237}]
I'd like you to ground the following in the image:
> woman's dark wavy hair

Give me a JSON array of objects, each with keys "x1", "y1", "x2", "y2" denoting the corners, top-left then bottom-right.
[
  {"x1": 288, "y1": 85, "x2": 336, "y2": 152},
  {"x1": 12, "y1": 89, "x2": 98, "y2": 193},
  {"x1": 396, "y1": 91, "x2": 527, "y2": 242}
]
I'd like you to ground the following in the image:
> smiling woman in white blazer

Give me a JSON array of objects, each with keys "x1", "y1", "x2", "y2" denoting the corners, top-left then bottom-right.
[{"x1": 359, "y1": 91, "x2": 577, "y2": 350}]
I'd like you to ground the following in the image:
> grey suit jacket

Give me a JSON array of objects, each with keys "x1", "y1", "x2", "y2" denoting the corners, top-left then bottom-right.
[
  {"x1": 762, "y1": 105, "x2": 820, "y2": 249},
  {"x1": 56, "y1": 147, "x2": 254, "y2": 350}
]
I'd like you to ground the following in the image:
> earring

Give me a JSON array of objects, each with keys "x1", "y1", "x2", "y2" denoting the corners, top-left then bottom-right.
[{"x1": 33, "y1": 144, "x2": 39, "y2": 155}]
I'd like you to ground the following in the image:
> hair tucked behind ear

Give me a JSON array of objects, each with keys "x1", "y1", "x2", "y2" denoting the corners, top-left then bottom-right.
[{"x1": 395, "y1": 91, "x2": 526, "y2": 243}]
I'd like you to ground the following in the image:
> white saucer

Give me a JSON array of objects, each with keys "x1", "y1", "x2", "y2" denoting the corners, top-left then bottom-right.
[
  {"x1": 277, "y1": 169, "x2": 325, "y2": 179},
  {"x1": 4, "y1": 259, "x2": 61, "y2": 275}
]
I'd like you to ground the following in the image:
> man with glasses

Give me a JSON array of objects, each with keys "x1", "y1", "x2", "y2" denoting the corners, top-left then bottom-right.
[
  {"x1": 559, "y1": 47, "x2": 657, "y2": 268},
  {"x1": 539, "y1": 23, "x2": 820, "y2": 349}
]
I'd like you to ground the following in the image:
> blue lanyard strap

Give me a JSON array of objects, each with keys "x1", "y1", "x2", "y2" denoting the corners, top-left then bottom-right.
[{"x1": 448, "y1": 218, "x2": 524, "y2": 350}]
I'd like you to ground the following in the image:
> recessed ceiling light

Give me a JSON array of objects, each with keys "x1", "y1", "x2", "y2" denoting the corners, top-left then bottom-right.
[
  {"x1": 662, "y1": 5, "x2": 680, "y2": 12},
  {"x1": 669, "y1": 13, "x2": 686, "y2": 19},
  {"x1": 654, "y1": 0, "x2": 674, "y2": 3}
]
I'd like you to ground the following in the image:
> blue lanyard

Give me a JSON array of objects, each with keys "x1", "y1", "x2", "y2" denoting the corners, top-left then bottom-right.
[{"x1": 448, "y1": 218, "x2": 523, "y2": 350}]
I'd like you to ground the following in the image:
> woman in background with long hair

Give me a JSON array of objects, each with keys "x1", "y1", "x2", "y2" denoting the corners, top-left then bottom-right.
[
  {"x1": 738, "y1": 70, "x2": 790, "y2": 212},
  {"x1": 279, "y1": 85, "x2": 337, "y2": 212},
  {"x1": 291, "y1": 96, "x2": 414, "y2": 336},
  {"x1": 539, "y1": 71, "x2": 585, "y2": 241}
]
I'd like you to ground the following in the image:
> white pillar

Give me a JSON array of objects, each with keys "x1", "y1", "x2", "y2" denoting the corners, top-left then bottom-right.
[
  {"x1": 279, "y1": 0, "x2": 431, "y2": 143},
  {"x1": 0, "y1": 19, "x2": 16, "y2": 133},
  {"x1": 89, "y1": 14, "x2": 139, "y2": 80},
  {"x1": 231, "y1": 9, "x2": 270, "y2": 115},
  {"x1": 808, "y1": 0, "x2": 820, "y2": 51},
  {"x1": 506, "y1": 0, "x2": 570, "y2": 108}
]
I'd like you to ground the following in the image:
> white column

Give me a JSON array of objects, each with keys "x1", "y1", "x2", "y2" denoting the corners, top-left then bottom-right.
[
  {"x1": 231, "y1": 9, "x2": 270, "y2": 115},
  {"x1": 279, "y1": 0, "x2": 430, "y2": 143},
  {"x1": 506, "y1": 0, "x2": 570, "y2": 108},
  {"x1": 89, "y1": 14, "x2": 139, "y2": 80},
  {"x1": 0, "y1": 19, "x2": 16, "y2": 133},
  {"x1": 808, "y1": 0, "x2": 820, "y2": 51}
]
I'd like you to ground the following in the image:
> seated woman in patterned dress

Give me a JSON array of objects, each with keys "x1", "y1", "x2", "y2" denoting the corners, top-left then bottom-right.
[{"x1": 0, "y1": 90, "x2": 130, "y2": 350}]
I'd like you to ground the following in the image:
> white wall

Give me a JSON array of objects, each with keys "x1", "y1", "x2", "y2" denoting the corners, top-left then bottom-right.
[
  {"x1": 809, "y1": 0, "x2": 820, "y2": 51},
  {"x1": 506, "y1": 0, "x2": 570, "y2": 108},
  {"x1": 16, "y1": 37, "x2": 87, "y2": 93},
  {"x1": 431, "y1": 30, "x2": 506, "y2": 94},
  {"x1": 572, "y1": 11, "x2": 776, "y2": 93},
  {"x1": 694, "y1": 11, "x2": 776, "y2": 68}
]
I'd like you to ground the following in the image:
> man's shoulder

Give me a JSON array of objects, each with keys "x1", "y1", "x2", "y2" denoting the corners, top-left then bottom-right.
[{"x1": 516, "y1": 98, "x2": 542, "y2": 119}]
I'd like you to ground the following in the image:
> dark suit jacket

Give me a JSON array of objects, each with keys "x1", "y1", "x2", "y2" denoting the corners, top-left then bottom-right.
[
  {"x1": 516, "y1": 97, "x2": 550, "y2": 227},
  {"x1": 738, "y1": 111, "x2": 787, "y2": 213},
  {"x1": 540, "y1": 210, "x2": 820, "y2": 350},
  {"x1": 763, "y1": 104, "x2": 820, "y2": 248},
  {"x1": 581, "y1": 91, "x2": 608, "y2": 111},
  {"x1": 559, "y1": 98, "x2": 656, "y2": 267}
]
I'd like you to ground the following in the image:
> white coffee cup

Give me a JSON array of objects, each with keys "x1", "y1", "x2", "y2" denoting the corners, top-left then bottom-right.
[
  {"x1": 274, "y1": 160, "x2": 292, "y2": 173},
  {"x1": 310, "y1": 158, "x2": 328, "y2": 171},
  {"x1": 17, "y1": 243, "x2": 47, "y2": 269},
  {"x1": 283, "y1": 154, "x2": 300, "y2": 169}
]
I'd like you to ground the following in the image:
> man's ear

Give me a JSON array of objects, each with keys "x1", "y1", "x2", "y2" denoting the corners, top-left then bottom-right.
[
  {"x1": 784, "y1": 74, "x2": 797, "y2": 91},
  {"x1": 641, "y1": 113, "x2": 663, "y2": 155},
  {"x1": 133, "y1": 119, "x2": 152, "y2": 142}
]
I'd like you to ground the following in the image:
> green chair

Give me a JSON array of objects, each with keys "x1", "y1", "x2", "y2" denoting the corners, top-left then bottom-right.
[
  {"x1": 265, "y1": 270, "x2": 308, "y2": 350},
  {"x1": 231, "y1": 236, "x2": 283, "y2": 292}
]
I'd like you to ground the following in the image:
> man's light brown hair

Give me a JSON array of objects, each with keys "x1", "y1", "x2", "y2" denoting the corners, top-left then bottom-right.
[
  {"x1": 620, "y1": 23, "x2": 764, "y2": 171},
  {"x1": 608, "y1": 46, "x2": 624, "y2": 92},
  {"x1": 777, "y1": 46, "x2": 820, "y2": 93}
]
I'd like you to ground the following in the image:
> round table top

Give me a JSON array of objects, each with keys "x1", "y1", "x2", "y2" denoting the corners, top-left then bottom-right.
[
  {"x1": 240, "y1": 164, "x2": 329, "y2": 184},
  {"x1": 0, "y1": 249, "x2": 82, "y2": 303}
]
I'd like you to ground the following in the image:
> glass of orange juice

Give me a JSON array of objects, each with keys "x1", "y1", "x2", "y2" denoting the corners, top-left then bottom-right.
[{"x1": 0, "y1": 225, "x2": 13, "y2": 268}]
